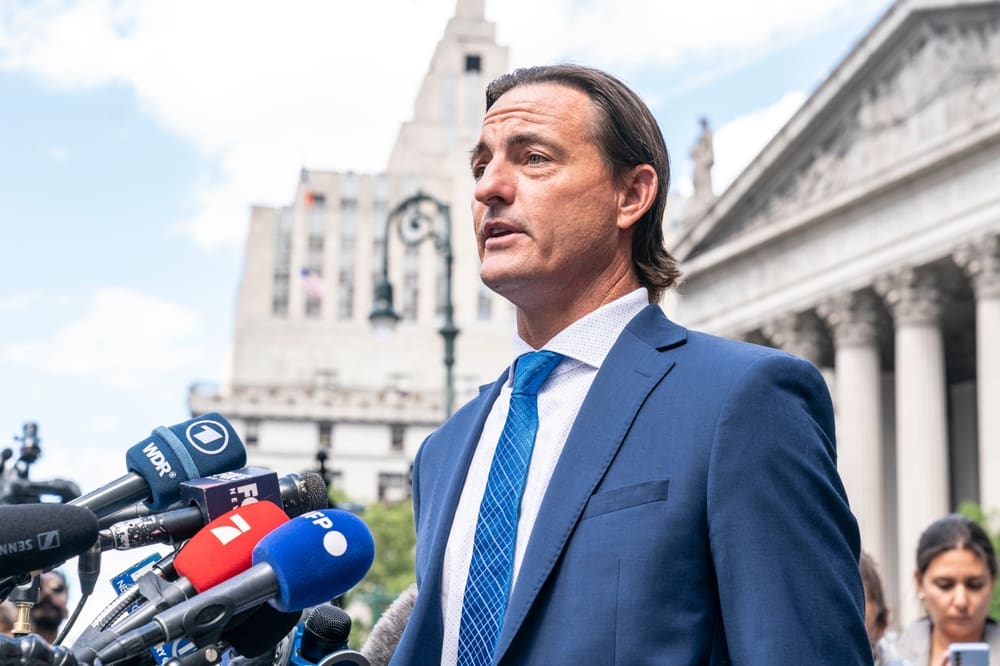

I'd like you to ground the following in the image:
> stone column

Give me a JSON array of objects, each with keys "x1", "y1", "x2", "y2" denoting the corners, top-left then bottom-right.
[
  {"x1": 955, "y1": 236, "x2": 1000, "y2": 513},
  {"x1": 818, "y1": 290, "x2": 886, "y2": 580},
  {"x1": 762, "y1": 311, "x2": 834, "y2": 394},
  {"x1": 875, "y1": 267, "x2": 949, "y2": 626},
  {"x1": 762, "y1": 311, "x2": 827, "y2": 365}
]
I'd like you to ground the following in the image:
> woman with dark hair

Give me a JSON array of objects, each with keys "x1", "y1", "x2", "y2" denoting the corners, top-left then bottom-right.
[{"x1": 894, "y1": 513, "x2": 1000, "y2": 665}]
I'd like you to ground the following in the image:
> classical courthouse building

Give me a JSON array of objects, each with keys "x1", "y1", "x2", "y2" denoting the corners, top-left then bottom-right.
[
  {"x1": 190, "y1": 0, "x2": 1000, "y2": 626},
  {"x1": 674, "y1": 0, "x2": 1000, "y2": 624}
]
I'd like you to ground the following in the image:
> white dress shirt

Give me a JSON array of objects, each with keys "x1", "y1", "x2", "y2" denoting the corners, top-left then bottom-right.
[{"x1": 439, "y1": 288, "x2": 650, "y2": 665}]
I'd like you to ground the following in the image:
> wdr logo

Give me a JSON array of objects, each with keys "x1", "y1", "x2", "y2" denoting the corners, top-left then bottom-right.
[{"x1": 184, "y1": 420, "x2": 230, "y2": 455}]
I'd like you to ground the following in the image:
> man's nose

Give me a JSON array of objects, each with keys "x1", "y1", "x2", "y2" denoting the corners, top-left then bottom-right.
[{"x1": 474, "y1": 159, "x2": 514, "y2": 206}]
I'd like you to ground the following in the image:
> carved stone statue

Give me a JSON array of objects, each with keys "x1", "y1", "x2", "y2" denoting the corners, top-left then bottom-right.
[{"x1": 690, "y1": 116, "x2": 715, "y2": 204}]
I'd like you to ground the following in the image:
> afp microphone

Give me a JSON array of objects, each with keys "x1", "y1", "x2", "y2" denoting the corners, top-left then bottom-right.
[
  {"x1": 0, "y1": 503, "x2": 98, "y2": 578},
  {"x1": 69, "y1": 413, "x2": 246, "y2": 520},
  {"x1": 95, "y1": 509, "x2": 375, "y2": 664},
  {"x1": 99, "y1": 470, "x2": 328, "y2": 551}
]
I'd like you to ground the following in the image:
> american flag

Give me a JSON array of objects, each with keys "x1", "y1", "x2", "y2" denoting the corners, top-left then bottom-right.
[{"x1": 300, "y1": 268, "x2": 325, "y2": 300}]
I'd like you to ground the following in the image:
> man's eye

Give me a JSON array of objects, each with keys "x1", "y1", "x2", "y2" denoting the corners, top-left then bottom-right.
[
  {"x1": 472, "y1": 164, "x2": 486, "y2": 179},
  {"x1": 527, "y1": 154, "x2": 546, "y2": 165}
]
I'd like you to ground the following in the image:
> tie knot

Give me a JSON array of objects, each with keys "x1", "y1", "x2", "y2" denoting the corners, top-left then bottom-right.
[{"x1": 512, "y1": 351, "x2": 563, "y2": 396}]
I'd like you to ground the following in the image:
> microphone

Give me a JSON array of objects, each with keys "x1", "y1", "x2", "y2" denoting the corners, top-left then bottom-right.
[
  {"x1": 221, "y1": 603, "x2": 302, "y2": 659},
  {"x1": 360, "y1": 584, "x2": 416, "y2": 666},
  {"x1": 289, "y1": 605, "x2": 370, "y2": 665},
  {"x1": 97, "y1": 470, "x2": 327, "y2": 528},
  {"x1": 72, "y1": 502, "x2": 290, "y2": 663},
  {"x1": 95, "y1": 509, "x2": 375, "y2": 664},
  {"x1": 0, "y1": 503, "x2": 99, "y2": 578},
  {"x1": 100, "y1": 470, "x2": 328, "y2": 551},
  {"x1": 68, "y1": 413, "x2": 246, "y2": 519},
  {"x1": 0, "y1": 633, "x2": 79, "y2": 665}
]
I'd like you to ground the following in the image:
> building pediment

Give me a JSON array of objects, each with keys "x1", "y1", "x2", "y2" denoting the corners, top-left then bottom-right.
[{"x1": 674, "y1": 0, "x2": 1000, "y2": 270}]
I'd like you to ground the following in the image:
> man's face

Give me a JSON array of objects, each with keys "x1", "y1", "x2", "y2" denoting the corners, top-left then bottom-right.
[
  {"x1": 470, "y1": 82, "x2": 634, "y2": 314},
  {"x1": 31, "y1": 572, "x2": 68, "y2": 631}
]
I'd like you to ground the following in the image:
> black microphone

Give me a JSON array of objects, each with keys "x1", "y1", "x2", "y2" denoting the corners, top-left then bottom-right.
[
  {"x1": 0, "y1": 633, "x2": 79, "y2": 665},
  {"x1": 222, "y1": 603, "x2": 302, "y2": 659},
  {"x1": 361, "y1": 584, "x2": 416, "y2": 666},
  {"x1": 68, "y1": 413, "x2": 246, "y2": 520},
  {"x1": 98, "y1": 470, "x2": 328, "y2": 529},
  {"x1": 0, "y1": 504, "x2": 99, "y2": 578},
  {"x1": 99, "y1": 470, "x2": 328, "y2": 551},
  {"x1": 289, "y1": 605, "x2": 370, "y2": 665}
]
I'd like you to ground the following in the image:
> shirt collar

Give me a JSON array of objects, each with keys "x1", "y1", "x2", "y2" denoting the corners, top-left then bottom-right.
[{"x1": 507, "y1": 288, "x2": 650, "y2": 383}]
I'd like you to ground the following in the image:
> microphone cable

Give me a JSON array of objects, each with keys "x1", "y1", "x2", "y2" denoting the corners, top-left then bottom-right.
[{"x1": 55, "y1": 540, "x2": 101, "y2": 645}]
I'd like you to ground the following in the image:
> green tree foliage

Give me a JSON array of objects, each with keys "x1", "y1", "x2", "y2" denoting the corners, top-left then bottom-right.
[
  {"x1": 958, "y1": 501, "x2": 1000, "y2": 619},
  {"x1": 343, "y1": 498, "x2": 416, "y2": 648}
]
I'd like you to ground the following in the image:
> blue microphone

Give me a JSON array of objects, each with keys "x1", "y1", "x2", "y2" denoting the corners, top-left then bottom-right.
[
  {"x1": 71, "y1": 413, "x2": 247, "y2": 518},
  {"x1": 95, "y1": 509, "x2": 375, "y2": 664}
]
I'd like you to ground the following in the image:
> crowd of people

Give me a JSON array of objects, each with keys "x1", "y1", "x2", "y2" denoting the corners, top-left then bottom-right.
[{"x1": 862, "y1": 514, "x2": 999, "y2": 665}]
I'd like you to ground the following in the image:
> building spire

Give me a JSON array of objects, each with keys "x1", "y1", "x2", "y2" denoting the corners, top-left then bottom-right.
[{"x1": 455, "y1": 0, "x2": 485, "y2": 19}]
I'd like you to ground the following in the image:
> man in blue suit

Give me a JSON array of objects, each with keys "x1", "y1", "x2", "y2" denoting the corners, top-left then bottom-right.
[{"x1": 391, "y1": 65, "x2": 872, "y2": 664}]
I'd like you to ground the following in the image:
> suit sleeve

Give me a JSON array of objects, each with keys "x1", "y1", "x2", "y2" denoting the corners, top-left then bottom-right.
[{"x1": 706, "y1": 353, "x2": 872, "y2": 664}]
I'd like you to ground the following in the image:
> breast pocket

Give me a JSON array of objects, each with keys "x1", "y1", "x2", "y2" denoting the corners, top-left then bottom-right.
[{"x1": 581, "y1": 479, "x2": 669, "y2": 520}]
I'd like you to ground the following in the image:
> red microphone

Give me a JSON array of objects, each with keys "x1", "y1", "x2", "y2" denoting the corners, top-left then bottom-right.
[
  {"x1": 73, "y1": 501, "x2": 289, "y2": 663},
  {"x1": 174, "y1": 501, "x2": 289, "y2": 591}
]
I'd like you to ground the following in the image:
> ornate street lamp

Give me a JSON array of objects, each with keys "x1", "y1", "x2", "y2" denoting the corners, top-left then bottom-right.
[{"x1": 369, "y1": 191, "x2": 459, "y2": 418}]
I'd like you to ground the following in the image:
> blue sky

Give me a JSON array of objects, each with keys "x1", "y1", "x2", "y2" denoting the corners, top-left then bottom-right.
[{"x1": 0, "y1": 0, "x2": 892, "y2": 602}]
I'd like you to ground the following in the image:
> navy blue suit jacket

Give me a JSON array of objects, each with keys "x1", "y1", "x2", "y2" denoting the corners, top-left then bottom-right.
[{"x1": 392, "y1": 305, "x2": 872, "y2": 664}]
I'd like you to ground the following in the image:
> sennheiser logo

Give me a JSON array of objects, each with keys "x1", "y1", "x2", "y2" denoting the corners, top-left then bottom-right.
[
  {"x1": 0, "y1": 540, "x2": 32, "y2": 556},
  {"x1": 143, "y1": 442, "x2": 176, "y2": 478},
  {"x1": 184, "y1": 420, "x2": 230, "y2": 455},
  {"x1": 210, "y1": 514, "x2": 252, "y2": 546},
  {"x1": 36, "y1": 530, "x2": 60, "y2": 551}
]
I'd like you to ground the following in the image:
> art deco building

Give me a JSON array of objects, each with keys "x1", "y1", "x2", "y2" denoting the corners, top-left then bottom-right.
[{"x1": 188, "y1": 0, "x2": 513, "y2": 503}]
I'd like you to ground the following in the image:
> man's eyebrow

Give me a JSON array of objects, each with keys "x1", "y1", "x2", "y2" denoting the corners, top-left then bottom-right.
[
  {"x1": 469, "y1": 133, "x2": 557, "y2": 166},
  {"x1": 469, "y1": 141, "x2": 488, "y2": 167}
]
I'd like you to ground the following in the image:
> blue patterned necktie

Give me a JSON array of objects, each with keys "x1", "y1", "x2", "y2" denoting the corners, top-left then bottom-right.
[{"x1": 457, "y1": 350, "x2": 563, "y2": 666}]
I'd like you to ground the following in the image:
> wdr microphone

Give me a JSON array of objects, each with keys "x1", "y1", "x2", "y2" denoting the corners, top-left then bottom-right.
[
  {"x1": 100, "y1": 470, "x2": 328, "y2": 551},
  {"x1": 95, "y1": 509, "x2": 375, "y2": 664},
  {"x1": 0, "y1": 504, "x2": 99, "y2": 577},
  {"x1": 69, "y1": 413, "x2": 246, "y2": 519}
]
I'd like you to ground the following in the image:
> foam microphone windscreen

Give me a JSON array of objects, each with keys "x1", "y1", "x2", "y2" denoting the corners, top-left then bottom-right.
[
  {"x1": 253, "y1": 509, "x2": 375, "y2": 613},
  {"x1": 124, "y1": 412, "x2": 247, "y2": 511},
  {"x1": 0, "y1": 503, "x2": 98, "y2": 577},
  {"x1": 174, "y1": 500, "x2": 288, "y2": 591}
]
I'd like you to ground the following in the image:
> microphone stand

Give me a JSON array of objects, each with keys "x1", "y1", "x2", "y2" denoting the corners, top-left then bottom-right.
[{"x1": 9, "y1": 575, "x2": 40, "y2": 636}]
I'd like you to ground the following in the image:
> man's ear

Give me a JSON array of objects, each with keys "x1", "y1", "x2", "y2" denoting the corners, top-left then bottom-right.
[{"x1": 617, "y1": 164, "x2": 657, "y2": 230}]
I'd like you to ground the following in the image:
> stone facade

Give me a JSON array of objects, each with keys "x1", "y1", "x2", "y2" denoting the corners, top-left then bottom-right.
[{"x1": 673, "y1": 0, "x2": 1000, "y2": 626}]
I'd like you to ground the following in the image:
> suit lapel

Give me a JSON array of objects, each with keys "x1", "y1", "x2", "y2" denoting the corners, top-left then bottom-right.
[
  {"x1": 406, "y1": 374, "x2": 505, "y2": 658},
  {"x1": 494, "y1": 305, "x2": 687, "y2": 661}
]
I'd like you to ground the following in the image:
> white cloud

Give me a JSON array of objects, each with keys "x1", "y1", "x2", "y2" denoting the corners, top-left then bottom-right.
[
  {"x1": 2, "y1": 287, "x2": 206, "y2": 388},
  {"x1": 712, "y1": 90, "x2": 808, "y2": 194},
  {"x1": 0, "y1": 0, "x2": 883, "y2": 249},
  {"x1": 0, "y1": 290, "x2": 42, "y2": 313}
]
